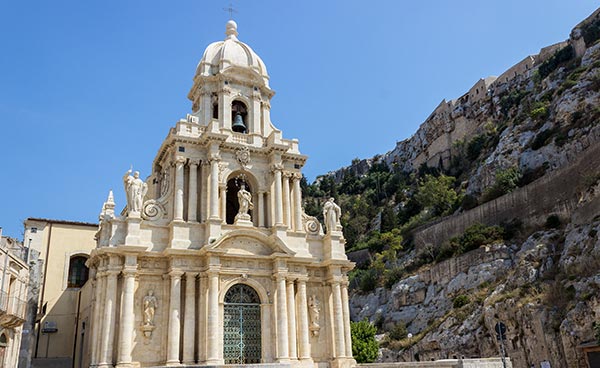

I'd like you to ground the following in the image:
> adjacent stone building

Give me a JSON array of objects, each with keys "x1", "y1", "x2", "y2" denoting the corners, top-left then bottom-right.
[
  {"x1": 0, "y1": 228, "x2": 29, "y2": 368},
  {"x1": 88, "y1": 20, "x2": 356, "y2": 368}
]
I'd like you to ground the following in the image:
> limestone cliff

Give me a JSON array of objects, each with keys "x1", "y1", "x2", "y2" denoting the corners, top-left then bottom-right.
[{"x1": 338, "y1": 7, "x2": 600, "y2": 368}]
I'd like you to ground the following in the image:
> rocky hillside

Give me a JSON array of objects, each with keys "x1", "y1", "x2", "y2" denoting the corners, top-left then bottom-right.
[{"x1": 304, "y1": 8, "x2": 600, "y2": 368}]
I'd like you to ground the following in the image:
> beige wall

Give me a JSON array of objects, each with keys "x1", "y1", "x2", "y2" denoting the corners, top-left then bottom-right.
[{"x1": 23, "y1": 219, "x2": 96, "y2": 361}]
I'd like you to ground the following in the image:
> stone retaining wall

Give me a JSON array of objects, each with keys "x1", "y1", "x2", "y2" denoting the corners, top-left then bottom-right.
[
  {"x1": 359, "y1": 357, "x2": 511, "y2": 368},
  {"x1": 413, "y1": 140, "x2": 600, "y2": 251}
]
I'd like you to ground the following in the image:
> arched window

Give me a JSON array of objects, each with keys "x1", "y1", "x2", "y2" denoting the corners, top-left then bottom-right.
[{"x1": 68, "y1": 256, "x2": 89, "y2": 288}]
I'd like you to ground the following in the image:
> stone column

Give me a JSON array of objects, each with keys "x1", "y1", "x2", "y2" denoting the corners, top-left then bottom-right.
[
  {"x1": 183, "y1": 273, "x2": 197, "y2": 364},
  {"x1": 117, "y1": 268, "x2": 136, "y2": 366},
  {"x1": 219, "y1": 185, "x2": 227, "y2": 222},
  {"x1": 197, "y1": 275, "x2": 207, "y2": 362},
  {"x1": 206, "y1": 272, "x2": 220, "y2": 364},
  {"x1": 209, "y1": 155, "x2": 220, "y2": 220},
  {"x1": 286, "y1": 279, "x2": 297, "y2": 359},
  {"x1": 282, "y1": 172, "x2": 291, "y2": 228},
  {"x1": 257, "y1": 191, "x2": 265, "y2": 227},
  {"x1": 200, "y1": 161, "x2": 209, "y2": 222},
  {"x1": 296, "y1": 279, "x2": 311, "y2": 361},
  {"x1": 174, "y1": 156, "x2": 186, "y2": 221},
  {"x1": 331, "y1": 282, "x2": 346, "y2": 358},
  {"x1": 188, "y1": 160, "x2": 199, "y2": 222},
  {"x1": 276, "y1": 275, "x2": 289, "y2": 361},
  {"x1": 341, "y1": 281, "x2": 353, "y2": 358},
  {"x1": 90, "y1": 270, "x2": 104, "y2": 366},
  {"x1": 167, "y1": 271, "x2": 183, "y2": 365},
  {"x1": 292, "y1": 173, "x2": 303, "y2": 231},
  {"x1": 272, "y1": 164, "x2": 284, "y2": 226},
  {"x1": 99, "y1": 270, "x2": 118, "y2": 367}
]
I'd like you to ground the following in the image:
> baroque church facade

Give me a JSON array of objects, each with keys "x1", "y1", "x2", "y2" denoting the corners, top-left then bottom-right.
[{"x1": 89, "y1": 20, "x2": 356, "y2": 368}]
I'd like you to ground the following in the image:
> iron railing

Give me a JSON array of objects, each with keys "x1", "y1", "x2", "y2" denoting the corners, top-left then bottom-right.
[{"x1": 0, "y1": 290, "x2": 26, "y2": 319}]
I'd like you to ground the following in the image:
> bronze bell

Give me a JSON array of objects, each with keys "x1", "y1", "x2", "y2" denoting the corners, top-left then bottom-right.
[{"x1": 232, "y1": 113, "x2": 247, "y2": 133}]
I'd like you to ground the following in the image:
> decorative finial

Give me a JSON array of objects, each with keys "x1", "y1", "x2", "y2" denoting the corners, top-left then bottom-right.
[
  {"x1": 107, "y1": 189, "x2": 114, "y2": 204},
  {"x1": 225, "y1": 20, "x2": 238, "y2": 39}
]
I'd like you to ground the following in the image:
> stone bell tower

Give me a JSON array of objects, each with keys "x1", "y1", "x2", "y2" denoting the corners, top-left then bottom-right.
[{"x1": 89, "y1": 20, "x2": 356, "y2": 368}]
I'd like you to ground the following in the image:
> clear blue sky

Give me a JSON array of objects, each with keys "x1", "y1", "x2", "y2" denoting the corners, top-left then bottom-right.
[{"x1": 1, "y1": 1, "x2": 598, "y2": 238}]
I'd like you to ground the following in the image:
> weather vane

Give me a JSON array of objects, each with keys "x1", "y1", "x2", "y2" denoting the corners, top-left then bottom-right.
[{"x1": 223, "y1": 3, "x2": 237, "y2": 19}]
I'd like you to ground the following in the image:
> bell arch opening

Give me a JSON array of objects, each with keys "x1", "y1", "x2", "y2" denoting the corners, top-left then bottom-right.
[
  {"x1": 223, "y1": 284, "x2": 262, "y2": 364},
  {"x1": 231, "y1": 100, "x2": 248, "y2": 133}
]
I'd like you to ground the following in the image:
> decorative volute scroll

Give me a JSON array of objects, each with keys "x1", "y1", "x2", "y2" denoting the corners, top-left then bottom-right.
[
  {"x1": 302, "y1": 212, "x2": 322, "y2": 235},
  {"x1": 141, "y1": 166, "x2": 172, "y2": 221}
]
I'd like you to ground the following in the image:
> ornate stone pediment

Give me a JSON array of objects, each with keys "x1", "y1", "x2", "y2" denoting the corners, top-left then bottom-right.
[{"x1": 207, "y1": 230, "x2": 295, "y2": 257}]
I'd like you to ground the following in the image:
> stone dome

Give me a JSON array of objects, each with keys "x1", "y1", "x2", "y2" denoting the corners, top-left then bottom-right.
[{"x1": 196, "y1": 20, "x2": 270, "y2": 87}]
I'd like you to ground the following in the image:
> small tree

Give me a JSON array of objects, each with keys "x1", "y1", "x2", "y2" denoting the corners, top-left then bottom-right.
[
  {"x1": 415, "y1": 174, "x2": 458, "y2": 216},
  {"x1": 351, "y1": 319, "x2": 379, "y2": 363}
]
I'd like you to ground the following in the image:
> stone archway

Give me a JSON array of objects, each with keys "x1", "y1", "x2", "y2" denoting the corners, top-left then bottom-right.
[{"x1": 223, "y1": 284, "x2": 262, "y2": 364}]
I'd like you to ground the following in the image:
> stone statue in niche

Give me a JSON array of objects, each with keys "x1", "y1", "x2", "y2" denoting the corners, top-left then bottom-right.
[
  {"x1": 142, "y1": 290, "x2": 157, "y2": 326},
  {"x1": 308, "y1": 294, "x2": 321, "y2": 336},
  {"x1": 123, "y1": 168, "x2": 148, "y2": 215},
  {"x1": 141, "y1": 290, "x2": 157, "y2": 339},
  {"x1": 323, "y1": 197, "x2": 342, "y2": 234},
  {"x1": 234, "y1": 182, "x2": 253, "y2": 225}
]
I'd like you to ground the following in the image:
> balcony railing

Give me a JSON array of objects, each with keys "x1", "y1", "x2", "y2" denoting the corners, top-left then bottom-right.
[{"x1": 0, "y1": 290, "x2": 26, "y2": 326}]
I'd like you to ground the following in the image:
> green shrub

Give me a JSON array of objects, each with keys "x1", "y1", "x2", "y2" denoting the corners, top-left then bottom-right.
[
  {"x1": 384, "y1": 267, "x2": 405, "y2": 289},
  {"x1": 529, "y1": 103, "x2": 549, "y2": 121},
  {"x1": 351, "y1": 319, "x2": 379, "y2": 363},
  {"x1": 545, "y1": 214, "x2": 561, "y2": 229},
  {"x1": 530, "y1": 128, "x2": 558, "y2": 150},
  {"x1": 461, "y1": 194, "x2": 479, "y2": 210},
  {"x1": 594, "y1": 321, "x2": 600, "y2": 344},
  {"x1": 453, "y1": 294, "x2": 470, "y2": 308},
  {"x1": 538, "y1": 45, "x2": 575, "y2": 80},
  {"x1": 481, "y1": 167, "x2": 521, "y2": 202},
  {"x1": 449, "y1": 223, "x2": 504, "y2": 255},
  {"x1": 388, "y1": 322, "x2": 408, "y2": 340},
  {"x1": 500, "y1": 218, "x2": 523, "y2": 240},
  {"x1": 581, "y1": 16, "x2": 600, "y2": 46},
  {"x1": 467, "y1": 134, "x2": 486, "y2": 160}
]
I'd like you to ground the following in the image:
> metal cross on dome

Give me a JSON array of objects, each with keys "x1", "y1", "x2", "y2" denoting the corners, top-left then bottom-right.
[{"x1": 223, "y1": 3, "x2": 237, "y2": 19}]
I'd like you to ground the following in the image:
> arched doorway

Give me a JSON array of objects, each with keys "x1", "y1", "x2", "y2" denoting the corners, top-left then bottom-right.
[{"x1": 223, "y1": 284, "x2": 261, "y2": 364}]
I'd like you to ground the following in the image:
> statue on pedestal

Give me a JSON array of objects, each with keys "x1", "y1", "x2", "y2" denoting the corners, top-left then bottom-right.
[
  {"x1": 141, "y1": 290, "x2": 157, "y2": 339},
  {"x1": 123, "y1": 168, "x2": 148, "y2": 215},
  {"x1": 235, "y1": 182, "x2": 254, "y2": 224},
  {"x1": 142, "y1": 290, "x2": 157, "y2": 326},
  {"x1": 323, "y1": 197, "x2": 342, "y2": 234}
]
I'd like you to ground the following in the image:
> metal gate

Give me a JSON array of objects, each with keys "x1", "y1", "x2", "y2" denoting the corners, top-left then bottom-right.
[{"x1": 223, "y1": 284, "x2": 262, "y2": 364}]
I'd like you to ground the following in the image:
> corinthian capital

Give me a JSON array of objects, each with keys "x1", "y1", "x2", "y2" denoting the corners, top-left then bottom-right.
[{"x1": 270, "y1": 163, "x2": 284, "y2": 173}]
